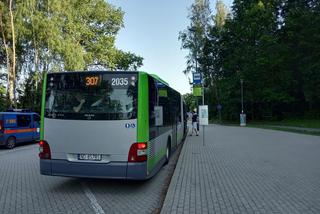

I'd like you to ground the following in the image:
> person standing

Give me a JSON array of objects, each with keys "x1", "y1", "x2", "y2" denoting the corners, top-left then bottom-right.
[{"x1": 192, "y1": 111, "x2": 199, "y2": 136}]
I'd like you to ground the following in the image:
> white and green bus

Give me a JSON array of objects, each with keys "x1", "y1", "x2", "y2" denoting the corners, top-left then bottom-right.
[{"x1": 39, "y1": 71, "x2": 187, "y2": 179}]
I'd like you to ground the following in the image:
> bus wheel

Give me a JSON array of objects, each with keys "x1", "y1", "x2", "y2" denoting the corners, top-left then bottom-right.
[
  {"x1": 6, "y1": 137, "x2": 16, "y2": 149},
  {"x1": 165, "y1": 142, "x2": 171, "y2": 165}
]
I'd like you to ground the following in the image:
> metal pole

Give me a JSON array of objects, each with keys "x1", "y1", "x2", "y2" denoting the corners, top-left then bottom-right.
[
  {"x1": 202, "y1": 82, "x2": 204, "y2": 105},
  {"x1": 203, "y1": 125, "x2": 205, "y2": 146},
  {"x1": 241, "y1": 79, "x2": 244, "y2": 114},
  {"x1": 202, "y1": 71, "x2": 205, "y2": 146}
]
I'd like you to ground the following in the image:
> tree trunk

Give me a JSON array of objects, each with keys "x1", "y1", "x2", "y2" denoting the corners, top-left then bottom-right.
[
  {"x1": 0, "y1": 7, "x2": 11, "y2": 108},
  {"x1": 8, "y1": 0, "x2": 16, "y2": 107}
]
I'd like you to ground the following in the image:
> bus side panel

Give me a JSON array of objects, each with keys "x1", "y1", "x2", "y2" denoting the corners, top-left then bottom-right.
[
  {"x1": 146, "y1": 77, "x2": 175, "y2": 175},
  {"x1": 147, "y1": 130, "x2": 172, "y2": 173}
]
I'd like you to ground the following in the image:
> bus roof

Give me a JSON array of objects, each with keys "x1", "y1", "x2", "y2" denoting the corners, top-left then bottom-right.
[
  {"x1": 47, "y1": 70, "x2": 139, "y2": 74},
  {"x1": 149, "y1": 74, "x2": 169, "y2": 86}
]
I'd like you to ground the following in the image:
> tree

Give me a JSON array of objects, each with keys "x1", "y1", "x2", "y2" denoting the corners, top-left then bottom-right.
[
  {"x1": 0, "y1": 0, "x2": 144, "y2": 110},
  {"x1": 279, "y1": 0, "x2": 320, "y2": 114},
  {"x1": 215, "y1": 0, "x2": 228, "y2": 29},
  {"x1": 179, "y1": 0, "x2": 212, "y2": 74},
  {"x1": 183, "y1": 93, "x2": 197, "y2": 112},
  {"x1": 0, "y1": 0, "x2": 17, "y2": 107},
  {"x1": 182, "y1": 0, "x2": 320, "y2": 121}
]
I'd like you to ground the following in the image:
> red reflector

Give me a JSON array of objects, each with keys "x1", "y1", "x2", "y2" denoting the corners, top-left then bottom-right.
[{"x1": 137, "y1": 142, "x2": 147, "y2": 149}]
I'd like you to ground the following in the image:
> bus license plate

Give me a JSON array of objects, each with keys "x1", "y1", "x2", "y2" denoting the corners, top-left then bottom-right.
[{"x1": 78, "y1": 154, "x2": 102, "y2": 161}]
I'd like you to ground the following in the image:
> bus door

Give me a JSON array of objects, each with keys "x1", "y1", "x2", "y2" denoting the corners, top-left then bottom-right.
[
  {"x1": 172, "y1": 114, "x2": 178, "y2": 148},
  {"x1": 176, "y1": 117, "x2": 183, "y2": 144}
]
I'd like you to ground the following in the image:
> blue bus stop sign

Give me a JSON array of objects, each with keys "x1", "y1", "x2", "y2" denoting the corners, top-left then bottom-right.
[
  {"x1": 192, "y1": 73, "x2": 202, "y2": 85},
  {"x1": 216, "y1": 104, "x2": 222, "y2": 110}
]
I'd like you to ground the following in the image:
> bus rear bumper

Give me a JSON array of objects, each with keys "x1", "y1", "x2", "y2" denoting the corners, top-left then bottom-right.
[{"x1": 40, "y1": 159, "x2": 148, "y2": 180}]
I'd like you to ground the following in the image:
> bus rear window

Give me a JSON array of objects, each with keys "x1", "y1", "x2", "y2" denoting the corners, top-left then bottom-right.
[{"x1": 45, "y1": 72, "x2": 138, "y2": 120}]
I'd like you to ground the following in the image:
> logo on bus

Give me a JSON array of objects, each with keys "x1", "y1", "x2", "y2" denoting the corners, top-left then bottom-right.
[{"x1": 125, "y1": 123, "x2": 136, "y2": 128}]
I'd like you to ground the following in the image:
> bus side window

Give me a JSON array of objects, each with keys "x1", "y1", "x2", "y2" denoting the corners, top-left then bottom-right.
[{"x1": 17, "y1": 115, "x2": 32, "y2": 128}]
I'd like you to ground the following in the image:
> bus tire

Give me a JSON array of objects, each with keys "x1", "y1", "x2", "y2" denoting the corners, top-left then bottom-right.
[
  {"x1": 6, "y1": 137, "x2": 16, "y2": 149},
  {"x1": 165, "y1": 139, "x2": 171, "y2": 165}
]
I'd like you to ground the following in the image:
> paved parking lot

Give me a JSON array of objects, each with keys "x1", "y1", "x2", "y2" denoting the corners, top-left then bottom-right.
[
  {"x1": 162, "y1": 125, "x2": 320, "y2": 214},
  {"x1": 2, "y1": 125, "x2": 320, "y2": 214},
  {"x1": 0, "y1": 143, "x2": 180, "y2": 214}
]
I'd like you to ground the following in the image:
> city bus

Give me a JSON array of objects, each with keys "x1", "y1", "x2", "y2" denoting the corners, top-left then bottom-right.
[{"x1": 39, "y1": 71, "x2": 187, "y2": 179}]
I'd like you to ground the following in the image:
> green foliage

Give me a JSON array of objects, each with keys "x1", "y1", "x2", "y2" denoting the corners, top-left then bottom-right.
[
  {"x1": 183, "y1": 93, "x2": 198, "y2": 112},
  {"x1": 179, "y1": 0, "x2": 212, "y2": 74},
  {"x1": 0, "y1": 70, "x2": 7, "y2": 111},
  {"x1": 0, "y1": 0, "x2": 143, "y2": 110},
  {"x1": 182, "y1": 0, "x2": 320, "y2": 121},
  {"x1": 0, "y1": 84, "x2": 6, "y2": 111}
]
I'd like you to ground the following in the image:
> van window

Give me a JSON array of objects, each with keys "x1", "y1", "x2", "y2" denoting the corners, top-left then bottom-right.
[{"x1": 17, "y1": 115, "x2": 32, "y2": 127}]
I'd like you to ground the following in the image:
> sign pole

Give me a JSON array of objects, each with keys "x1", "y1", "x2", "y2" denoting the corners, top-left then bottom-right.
[
  {"x1": 203, "y1": 125, "x2": 205, "y2": 146},
  {"x1": 202, "y1": 72, "x2": 205, "y2": 146}
]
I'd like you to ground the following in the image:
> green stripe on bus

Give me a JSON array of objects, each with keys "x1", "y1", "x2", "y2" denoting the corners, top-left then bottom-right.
[
  {"x1": 40, "y1": 73, "x2": 47, "y2": 140},
  {"x1": 137, "y1": 72, "x2": 149, "y2": 142}
]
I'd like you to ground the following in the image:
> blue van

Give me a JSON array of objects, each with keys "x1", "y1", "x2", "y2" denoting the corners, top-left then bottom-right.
[{"x1": 0, "y1": 111, "x2": 40, "y2": 149}]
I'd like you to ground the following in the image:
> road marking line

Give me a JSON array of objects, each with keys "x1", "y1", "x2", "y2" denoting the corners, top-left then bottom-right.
[{"x1": 81, "y1": 182, "x2": 105, "y2": 214}]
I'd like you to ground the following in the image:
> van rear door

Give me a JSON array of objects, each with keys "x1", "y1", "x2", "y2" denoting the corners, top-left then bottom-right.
[
  {"x1": 0, "y1": 114, "x2": 3, "y2": 132},
  {"x1": 16, "y1": 114, "x2": 33, "y2": 142},
  {"x1": 32, "y1": 114, "x2": 40, "y2": 140},
  {"x1": 0, "y1": 114, "x2": 3, "y2": 143}
]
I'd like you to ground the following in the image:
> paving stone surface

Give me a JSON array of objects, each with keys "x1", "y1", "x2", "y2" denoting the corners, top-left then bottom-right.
[
  {"x1": 0, "y1": 142, "x2": 180, "y2": 214},
  {"x1": 161, "y1": 125, "x2": 320, "y2": 214}
]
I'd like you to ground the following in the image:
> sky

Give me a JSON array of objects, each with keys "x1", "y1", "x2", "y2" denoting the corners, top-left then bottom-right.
[{"x1": 107, "y1": 0, "x2": 233, "y2": 94}]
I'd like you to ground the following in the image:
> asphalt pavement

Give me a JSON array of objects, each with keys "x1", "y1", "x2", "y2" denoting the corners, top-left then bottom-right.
[{"x1": 161, "y1": 125, "x2": 320, "y2": 214}]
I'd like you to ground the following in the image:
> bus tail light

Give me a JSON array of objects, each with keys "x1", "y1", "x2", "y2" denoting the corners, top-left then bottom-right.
[
  {"x1": 128, "y1": 142, "x2": 147, "y2": 162},
  {"x1": 39, "y1": 140, "x2": 51, "y2": 159},
  {"x1": 0, "y1": 120, "x2": 3, "y2": 132}
]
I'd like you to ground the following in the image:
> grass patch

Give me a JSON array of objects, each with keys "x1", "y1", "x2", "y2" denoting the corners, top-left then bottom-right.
[
  {"x1": 212, "y1": 118, "x2": 320, "y2": 129},
  {"x1": 249, "y1": 119, "x2": 320, "y2": 129},
  {"x1": 246, "y1": 125, "x2": 320, "y2": 136},
  {"x1": 211, "y1": 118, "x2": 320, "y2": 136}
]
